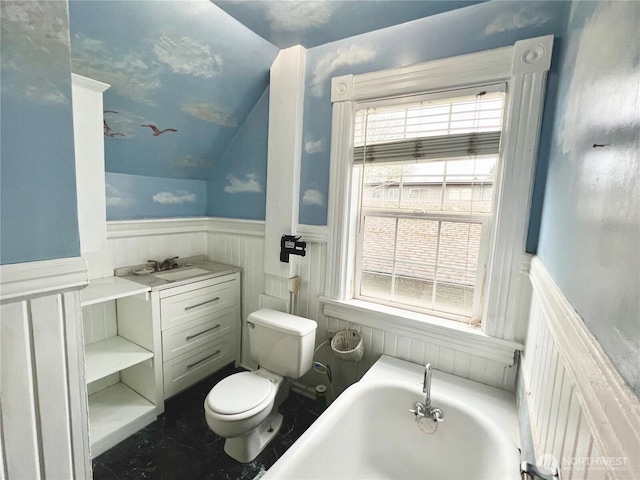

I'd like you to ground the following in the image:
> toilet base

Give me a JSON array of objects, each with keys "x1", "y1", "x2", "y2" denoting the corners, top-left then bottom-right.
[{"x1": 224, "y1": 411, "x2": 284, "y2": 463}]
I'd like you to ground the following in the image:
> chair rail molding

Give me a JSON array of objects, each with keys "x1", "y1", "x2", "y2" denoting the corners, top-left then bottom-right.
[
  {"x1": 106, "y1": 217, "x2": 265, "y2": 239},
  {"x1": 0, "y1": 256, "x2": 88, "y2": 302}
]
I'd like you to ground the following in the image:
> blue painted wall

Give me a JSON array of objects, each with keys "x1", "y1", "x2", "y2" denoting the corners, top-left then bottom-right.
[
  {"x1": 537, "y1": 1, "x2": 640, "y2": 397},
  {"x1": 207, "y1": 87, "x2": 270, "y2": 220},
  {"x1": 68, "y1": 1, "x2": 278, "y2": 183},
  {"x1": 0, "y1": 2, "x2": 80, "y2": 264},
  {"x1": 297, "y1": 0, "x2": 569, "y2": 236},
  {"x1": 105, "y1": 173, "x2": 207, "y2": 220}
]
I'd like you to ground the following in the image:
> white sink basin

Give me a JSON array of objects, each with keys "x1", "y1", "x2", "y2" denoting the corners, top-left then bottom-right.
[{"x1": 154, "y1": 267, "x2": 211, "y2": 281}]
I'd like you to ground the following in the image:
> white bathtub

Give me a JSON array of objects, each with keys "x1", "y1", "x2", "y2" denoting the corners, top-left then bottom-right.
[{"x1": 264, "y1": 355, "x2": 521, "y2": 480}]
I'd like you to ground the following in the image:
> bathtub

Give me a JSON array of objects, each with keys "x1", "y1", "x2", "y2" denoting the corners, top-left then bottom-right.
[{"x1": 263, "y1": 355, "x2": 520, "y2": 480}]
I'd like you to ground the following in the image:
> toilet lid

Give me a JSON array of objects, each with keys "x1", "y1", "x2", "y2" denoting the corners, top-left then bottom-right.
[{"x1": 206, "y1": 372, "x2": 275, "y2": 415}]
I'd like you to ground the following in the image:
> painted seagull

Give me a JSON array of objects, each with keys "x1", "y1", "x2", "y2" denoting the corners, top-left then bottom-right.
[
  {"x1": 103, "y1": 120, "x2": 124, "y2": 137},
  {"x1": 141, "y1": 124, "x2": 178, "y2": 136}
]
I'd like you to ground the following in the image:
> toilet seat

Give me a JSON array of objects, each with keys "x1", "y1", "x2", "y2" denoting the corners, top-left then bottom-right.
[{"x1": 206, "y1": 372, "x2": 276, "y2": 420}]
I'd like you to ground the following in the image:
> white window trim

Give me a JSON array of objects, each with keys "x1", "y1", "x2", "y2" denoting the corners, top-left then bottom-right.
[{"x1": 322, "y1": 35, "x2": 553, "y2": 352}]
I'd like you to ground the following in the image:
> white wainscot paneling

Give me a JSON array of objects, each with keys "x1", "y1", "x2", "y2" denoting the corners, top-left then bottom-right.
[
  {"x1": 522, "y1": 257, "x2": 640, "y2": 480},
  {"x1": 1, "y1": 262, "x2": 90, "y2": 480},
  {"x1": 206, "y1": 221, "x2": 266, "y2": 367},
  {"x1": 85, "y1": 219, "x2": 210, "y2": 279},
  {"x1": 95, "y1": 219, "x2": 518, "y2": 398},
  {"x1": 313, "y1": 314, "x2": 517, "y2": 395},
  {"x1": 290, "y1": 241, "x2": 516, "y2": 397}
]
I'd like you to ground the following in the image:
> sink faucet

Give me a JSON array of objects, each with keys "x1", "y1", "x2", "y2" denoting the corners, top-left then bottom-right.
[
  {"x1": 147, "y1": 259, "x2": 160, "y2": 272},
  {"x1": 160, "y1": 256, "x2": 179, "y2": 271},
  {"x1": 410, "y1": 363, "x2": 444, "y2": 426},
  {"x1": 147, "y1": 257, "x2": 179, "y2": 272}
]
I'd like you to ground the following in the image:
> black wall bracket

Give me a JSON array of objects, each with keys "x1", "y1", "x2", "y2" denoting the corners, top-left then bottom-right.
[{"x1": 280, "y1": 235, "x2": 306, "y2": 263}]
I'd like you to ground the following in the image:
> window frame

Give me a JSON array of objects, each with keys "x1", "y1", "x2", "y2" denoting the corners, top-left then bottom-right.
[{"x1": 321, "y1": 35, "x2": 554, "y2": 351}]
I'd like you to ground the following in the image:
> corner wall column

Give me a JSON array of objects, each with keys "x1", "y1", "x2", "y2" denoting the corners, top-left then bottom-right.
[{"x1": 264, "y1": 45, "x2": 307, "y2": 282}]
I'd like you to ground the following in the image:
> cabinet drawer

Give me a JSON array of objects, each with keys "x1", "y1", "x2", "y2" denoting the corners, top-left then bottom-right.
[
  {"x1": 162, "y1": 333, "x2": 237, "y2": 399},
  {"x1": 160, "y1": 280, "x2": 236, "y2": 330},
  {"x1": 162, "y1": 309, "x2": 236, "y2": 362}
]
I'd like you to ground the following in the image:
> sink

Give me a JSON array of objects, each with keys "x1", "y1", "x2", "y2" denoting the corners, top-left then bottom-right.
[{"x1": 154, "y1": 267, "x2": 211, "y2": 281}]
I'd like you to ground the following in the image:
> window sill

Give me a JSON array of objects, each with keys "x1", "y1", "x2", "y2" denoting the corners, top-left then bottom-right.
[{"x1": 319, "y1": 297, "x2": 522, "y2": 366}]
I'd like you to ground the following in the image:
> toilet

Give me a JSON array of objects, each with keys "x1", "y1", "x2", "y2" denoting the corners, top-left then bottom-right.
[{"x1": 204, "y1": 308, "x2": 317, "y2": 463}]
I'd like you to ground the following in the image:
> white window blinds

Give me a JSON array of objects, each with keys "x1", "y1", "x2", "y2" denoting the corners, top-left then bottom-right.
[{"x1": 354, "y1": 86, "x2": 505, "y2": 164}]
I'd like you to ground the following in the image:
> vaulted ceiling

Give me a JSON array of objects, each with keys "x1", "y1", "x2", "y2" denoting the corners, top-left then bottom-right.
[{"x1": 68, "y1": 1, "x2": 485, "y2": 182}]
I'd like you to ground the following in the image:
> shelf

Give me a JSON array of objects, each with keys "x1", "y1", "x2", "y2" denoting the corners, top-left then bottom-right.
[
  {"x1": 88, "y1": 382, "x2": 156, "y2": 457},
  {"x1": 85, "y1": 336, "x2": 154, "y2": 384},
  {"x1": 81, "y1": 276, "x2": 150, "y2": 307}
]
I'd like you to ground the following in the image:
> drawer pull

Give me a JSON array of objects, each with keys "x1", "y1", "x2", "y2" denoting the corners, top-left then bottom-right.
[
  {"x1": 187, "y1": 349, "x2": 222, "y2": 369},
  {"x1": 185, "y1": 324, "x2": 221, "y2": 341},
  {"x1": 184, "y1": 297, "x2": 220, "y2": 311}
]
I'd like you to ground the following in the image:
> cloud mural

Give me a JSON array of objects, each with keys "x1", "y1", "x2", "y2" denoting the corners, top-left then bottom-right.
[
  {"x1": 302, "y1": 189, "x2": 325, "y2": 207},
  {"x1": 311, "y1": 45, "x2": 376, "y2": 97},
  {"x1": 72, "y1": 34, "x2": 162, "y2": 106},
  {"x1": 172, "y1": 155, "x2": 212, "y2": 168},
  {"x1": 153, "y1": 31, "x2": 223, "y2": 79},
  {"x1": 105, "y1": 173, "x2": 207, "y2": 219},
  {"x1": 106, "y1": 183, "x2": 133, "y2": 207},
  {"x1": 267, "y1": 1, "x2": 335, "y2": 32},
  {"x1": 73, "y1": 29, "x2": 224, "y2": 105},
  {"x1": 181, "y1": 101, "x2": 238, "y2": 126},
  {"x1": 69, "y1": 1, "x2": 278, "y2": 185},
  {"x1": 484, "y1": 7, "x2": 551, "y2": 35},
  {"x1": 152, "y1": 190, "x2": 197, "y2": 204},
  {"x1": 1, "y1": 1, "x2": 71, "y2": 105},
  {"x1": 224, "y1": 174, "x2": 262, "y2": 194},
  {"x1": 304, "y1": 136, "x2": 325, "y2": 154}
]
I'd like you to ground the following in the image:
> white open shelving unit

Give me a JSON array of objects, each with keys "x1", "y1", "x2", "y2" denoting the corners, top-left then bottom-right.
[
  {"x1": 84, "y1": 336, "x2": 153, "y2": 383},
  {"x1": 81, "y1": 276, "x2": 158, "y2": 458}
]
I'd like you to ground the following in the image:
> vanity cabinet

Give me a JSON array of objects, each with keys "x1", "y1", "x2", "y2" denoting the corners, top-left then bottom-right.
[
  {"x1": 81, "y1": 277, "x2": 163, "y2": 458},
  {"x1": 156, "y1": 272, "x2": 241, "y2": 399},
  {"x1": 80, "y1": 265, "x2": 241, "y2": 455}
]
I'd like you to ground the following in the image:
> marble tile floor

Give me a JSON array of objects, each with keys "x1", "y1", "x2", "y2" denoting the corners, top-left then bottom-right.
[{"x1": 93, "y1": 364, "x2": 319, "y2": 480}]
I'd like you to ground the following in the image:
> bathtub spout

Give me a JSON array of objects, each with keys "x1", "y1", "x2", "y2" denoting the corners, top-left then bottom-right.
[
  {"x1": 423, "y1": 363, "x2": 432, "y2": 408},
  {"x1": 410, "y1": 363, "x2": 444, "y2": 426}
]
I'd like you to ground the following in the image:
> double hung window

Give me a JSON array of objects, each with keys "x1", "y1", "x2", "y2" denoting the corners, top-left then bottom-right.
[
  {"x1": 352, "y1": 87, "x2": 505, "y2": 324},
  {"x1": 323, "y1": 35, "x2": 553, "y2": 346}
]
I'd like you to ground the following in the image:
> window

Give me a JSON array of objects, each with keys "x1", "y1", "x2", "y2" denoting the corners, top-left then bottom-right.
[
  {"x1": 352, "y1": 89, "x2": 505, "y2": 324},
  {"x1": 323, "y1": 35, "x2": 553, "y2": 346}
]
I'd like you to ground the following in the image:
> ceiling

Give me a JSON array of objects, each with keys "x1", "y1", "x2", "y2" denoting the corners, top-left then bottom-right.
[
  {"x1": 211, "y1": 0, "x2": 485, "y2": 49},
  {"x1": 65, "y1": 0, "x2": 487, "y2": 186}
]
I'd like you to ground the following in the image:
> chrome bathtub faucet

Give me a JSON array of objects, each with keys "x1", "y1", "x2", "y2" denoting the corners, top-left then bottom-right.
[{"x1": 410, "y1": 363, "x2": 444, "y2": 425}]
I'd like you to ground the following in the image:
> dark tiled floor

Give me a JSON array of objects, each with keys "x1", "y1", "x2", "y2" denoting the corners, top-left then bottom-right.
[{"x1": 93, "y1": 364, "x2": 319, "y2": 480}]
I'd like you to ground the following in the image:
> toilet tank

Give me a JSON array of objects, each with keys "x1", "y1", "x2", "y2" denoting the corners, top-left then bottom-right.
[{"x1": 247, "y1": 309, "x2": 317, "y2": 379}]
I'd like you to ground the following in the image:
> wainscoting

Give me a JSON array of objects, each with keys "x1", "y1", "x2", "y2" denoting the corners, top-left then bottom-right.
[
  {"x1": 88, "y1": 218, "x2": 519, "y2": 393},
  {"x1": 4, "y1": 219, "x2": 636, "y2": 480},
  {"x1": 0, "y1": 257, "x2": 91, "y2": 479},
  {"x1": 521, "y1": 257, "x2": 640, "y2": 480}
]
